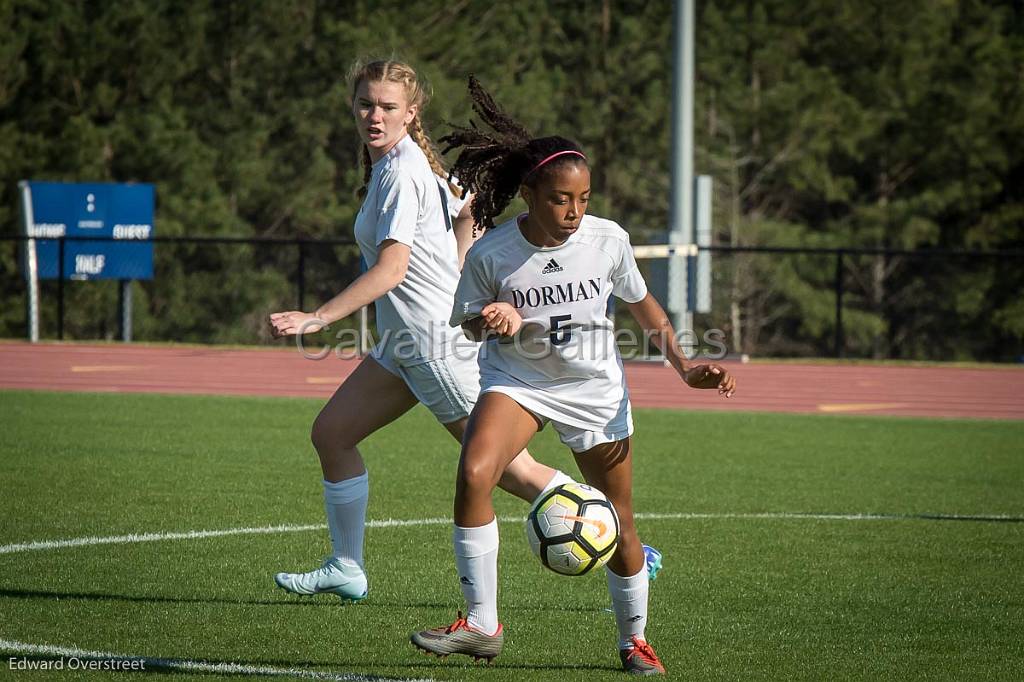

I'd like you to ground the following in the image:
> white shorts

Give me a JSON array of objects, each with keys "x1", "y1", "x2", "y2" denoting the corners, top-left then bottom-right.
[
  {"x1": 374, "y1": 349, "x2": 480, "y2": 424},
  {"x1": 481, "y1": 385, "x2": 634, "y2": 453}
]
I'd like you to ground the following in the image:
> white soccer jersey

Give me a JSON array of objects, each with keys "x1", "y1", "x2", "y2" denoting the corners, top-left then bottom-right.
[
  {"x1": 451, "y1": 213, "x2": 648, "y2": 431},
  {"x1": 440, "y1": 177, "x2": 470, "y2": 219},
  {"x1": 354, "y1": 134, "x2": 465, "y2": 366}
]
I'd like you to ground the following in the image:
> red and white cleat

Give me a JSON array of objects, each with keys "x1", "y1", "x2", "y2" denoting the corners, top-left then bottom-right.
[
  {"x1": 619, "y1": 636, "x2": 666, "y2": 675},
  {"x1": 410, "y1": 611, "x2": 503, "y2": 663}
]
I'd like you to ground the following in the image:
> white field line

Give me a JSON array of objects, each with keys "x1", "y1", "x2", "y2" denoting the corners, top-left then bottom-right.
[
  {"x1": 0, "y1": 519, "x2": 458, "y2": 555},
  {"x1": 0, "y1": 638, "x2": 434, "y2": 681},
  {"x1": 1, "y1": 511, "x2": 1019, "y2": 556},
  {"x1": 0, "y1": 523, "x2": 326, "y2": 555}
]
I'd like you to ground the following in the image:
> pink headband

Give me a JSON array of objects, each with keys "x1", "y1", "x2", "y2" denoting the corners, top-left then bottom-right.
[{"x1": 526, "y1": 150, "x2": 587, "y2": 177}]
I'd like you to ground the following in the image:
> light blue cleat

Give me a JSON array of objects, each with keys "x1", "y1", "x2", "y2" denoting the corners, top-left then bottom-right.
[
  {"x1": 274, "y1": 557, "x2": 368, "y2": 601},
  {"x1": 643, "y1": 545, "x2": 663, "y2": 581}
]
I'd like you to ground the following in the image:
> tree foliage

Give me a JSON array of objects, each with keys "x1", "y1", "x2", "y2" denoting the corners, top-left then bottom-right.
[{"x1": 1, "y1": 0, "x2": 1021, "y2": 359}]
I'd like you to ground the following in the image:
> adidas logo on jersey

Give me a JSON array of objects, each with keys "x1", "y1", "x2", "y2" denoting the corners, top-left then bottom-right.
[{"x1": 541, "y1": 258, "x2": 563, "y2": 274}]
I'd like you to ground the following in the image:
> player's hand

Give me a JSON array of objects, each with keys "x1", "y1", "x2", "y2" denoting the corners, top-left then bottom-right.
[
  {"x1": 683, "y1": 364, "x2": 736, "y2": 397},
  {"x1": 269, "y1": 311, "x2": 327, "y2": 338},
  {"x1": 481, "y1": 302, "x2": 522, "y2": 337}
]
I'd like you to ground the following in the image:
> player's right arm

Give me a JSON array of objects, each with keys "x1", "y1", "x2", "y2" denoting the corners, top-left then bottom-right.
[
  {"x1": 271, "y1": 168, "x2": 418, "y2": 338},
  {"x1": 461, "y1": 316, "x2": 486, "y2": 341},
  {"x1": 269, "y1": 240, "x2": 410, "y2": 337},
  {"x1": 451, "y1": 240, "x2": 505, "y2": 341},
  {"x1": 313, "y1": 240, "x2": 410, "y2": 324},
  {"x1": 460, "y1": 302, "x2": 522, "y2": 341}
]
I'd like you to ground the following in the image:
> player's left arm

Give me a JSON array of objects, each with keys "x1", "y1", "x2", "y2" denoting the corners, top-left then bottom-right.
[
  {"x1": 452, "y1": 199, "x2": 482, "y2": 271},
  {"x1": 626, "y1": 293, "x2": 736, "y2": 397}
]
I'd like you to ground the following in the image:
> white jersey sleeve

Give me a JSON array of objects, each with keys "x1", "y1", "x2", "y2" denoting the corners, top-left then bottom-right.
[
  {"x1": 450, "y1": 247, "x2": 495, "y2": 326},
  {"x1": 375, "y1": 169, "x2": 420, "y2": 247},
  {"x1": 611, "y1": 233, "x2": 647, "y2": 303},
  {"x1": 439, "y1": 176, "x2": 471, "y2": 220},
  {"x1": 353, "y1": 135, "x2": 464, "y2": 367}
]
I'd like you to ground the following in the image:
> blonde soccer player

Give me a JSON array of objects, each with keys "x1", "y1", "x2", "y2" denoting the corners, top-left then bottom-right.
[{"x1": 268, "y1": 60, "x2": 581, "y2": 601}]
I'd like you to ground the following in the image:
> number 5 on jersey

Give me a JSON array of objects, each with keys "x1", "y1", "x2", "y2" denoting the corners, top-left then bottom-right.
[{"x1": 549, "y1": 315, "x2": 573, "y2": 346}]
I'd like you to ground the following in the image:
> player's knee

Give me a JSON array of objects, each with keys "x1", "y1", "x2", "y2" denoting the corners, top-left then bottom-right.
[
  {"x1": 458, "y1": 455, "x2": 499, "y2": 493},
  {"x1": 309, "y1": 415, "x2": 331, "y2": 453},
  {"x1": 310, "y1": 413, "x2": 356, "y2": 454}
]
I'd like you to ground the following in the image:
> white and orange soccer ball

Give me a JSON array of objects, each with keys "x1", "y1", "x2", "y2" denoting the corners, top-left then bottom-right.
[{"x1": 526, "y1": 483, "x2": 620, "y2": 576}]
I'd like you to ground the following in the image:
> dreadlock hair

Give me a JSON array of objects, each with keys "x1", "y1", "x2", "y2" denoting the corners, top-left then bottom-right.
[
  {"x1": 440, "y1": 75, "x2": 588, "y2": 233},
  {"x1": 347, "y1": 59, "x2": 459, "y2": 199}
]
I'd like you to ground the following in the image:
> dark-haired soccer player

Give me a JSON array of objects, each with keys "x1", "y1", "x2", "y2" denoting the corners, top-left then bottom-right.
[{"x1": 411, "y1": 77, "x2": 735, "y2": 675}]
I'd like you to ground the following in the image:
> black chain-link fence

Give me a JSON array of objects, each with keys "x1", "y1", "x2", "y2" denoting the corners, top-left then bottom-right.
[{"x1": 3, "y1": 235, "x2": 1022, "y2": 362}]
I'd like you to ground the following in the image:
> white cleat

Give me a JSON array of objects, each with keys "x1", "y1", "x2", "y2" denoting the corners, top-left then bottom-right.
[{"x1": 274, "y1": 557, "x2": 368, "y2": 601}]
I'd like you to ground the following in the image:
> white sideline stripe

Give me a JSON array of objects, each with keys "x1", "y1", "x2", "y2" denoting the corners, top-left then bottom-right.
[
  {"x1": 0, "y1": 519, "x2": 445, "y2": 555},
  {"x1": 638, "y1": 512, "x2": 898, "y2": 521},
  {"x1": 0, "y1": 638, "x2": 434, "y2": 681},
  {"x1": 0, "y1": 524, "x2": 325, "y2": 555},
  {"x1": 1, "y1": 511, "x2": 1017, "y2": 556}
]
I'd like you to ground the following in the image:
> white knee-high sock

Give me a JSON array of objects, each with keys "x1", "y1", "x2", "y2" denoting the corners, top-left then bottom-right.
[
  {"x1": 606, "y1": 566, "x2": 649, "y2": 649},
  {"x1": 532, "y1": 469, "x2": 574, "y2": 506},
  {"x1": 453, "y1": 518, "x2": 500, "y2": 636},
  {"x1": 323, "y1": 472, "x2": 368, "y2": 568}
]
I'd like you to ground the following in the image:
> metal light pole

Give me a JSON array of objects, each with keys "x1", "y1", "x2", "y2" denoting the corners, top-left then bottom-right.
[{"x1": 667, "y1": 0, "x2": 695, "y2": 335}]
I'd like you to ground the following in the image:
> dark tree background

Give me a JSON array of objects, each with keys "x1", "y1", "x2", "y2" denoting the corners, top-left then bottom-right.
[{"x1": 2, "y1": 0, "x2": 1021, "y2": 359}]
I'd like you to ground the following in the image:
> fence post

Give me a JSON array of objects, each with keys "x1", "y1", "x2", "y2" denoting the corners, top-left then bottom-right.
[
  {"x1": 297, "y1": 241, "x2": 305, "y2": 312},
  {"x1": 57, "y1": 236, "x2": 65, "y2": 341},
  {"x1": 834, "y1": 249, "x2": 844, "y2": 358},
  {"x1": 118, "y1": 279, "x2": 133, "y2": 342}
]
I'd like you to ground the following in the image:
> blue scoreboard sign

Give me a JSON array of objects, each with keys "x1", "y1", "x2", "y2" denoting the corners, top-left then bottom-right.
[{"x1": 22, "y1": 181, "x2": 154, "y2": 280}]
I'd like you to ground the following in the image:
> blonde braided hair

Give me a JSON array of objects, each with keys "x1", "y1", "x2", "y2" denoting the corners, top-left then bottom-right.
[{"x1": 348, "y1": 59, "x2": 461, "y2": 199}]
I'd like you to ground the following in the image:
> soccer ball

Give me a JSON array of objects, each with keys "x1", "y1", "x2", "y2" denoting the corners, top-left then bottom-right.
[{"x1": 526, "y1": 483, "x2": 620, "y2": 576}]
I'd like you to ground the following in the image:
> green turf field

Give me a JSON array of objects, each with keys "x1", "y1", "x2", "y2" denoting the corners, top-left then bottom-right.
[{"x1": 1, "y1": 390, "x2": 1022, "y2": 681}]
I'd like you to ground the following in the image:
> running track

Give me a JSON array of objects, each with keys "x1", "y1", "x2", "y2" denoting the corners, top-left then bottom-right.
[{"x1": 0, "y1": 342, "x2": 1021, "y2": 420}]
